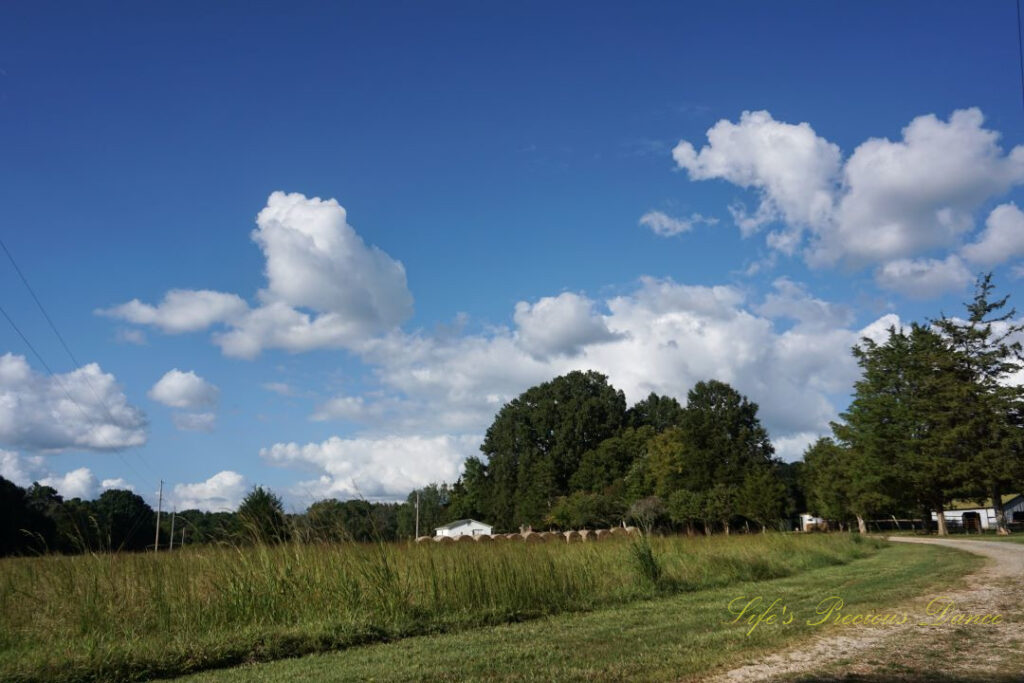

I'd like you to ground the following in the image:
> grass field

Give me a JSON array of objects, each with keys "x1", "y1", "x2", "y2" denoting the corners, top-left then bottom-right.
[
  {"x1": 176, "y1": 542, "x2": 982, "y2": 682},
  {"x1": 0, "y1": 533, "x2": 896, "y2": 682}
]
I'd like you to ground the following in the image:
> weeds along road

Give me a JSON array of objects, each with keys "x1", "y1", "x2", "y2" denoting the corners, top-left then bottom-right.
[{"x1": 710, "y1": 537, "x2": 1024, "y2": 682}]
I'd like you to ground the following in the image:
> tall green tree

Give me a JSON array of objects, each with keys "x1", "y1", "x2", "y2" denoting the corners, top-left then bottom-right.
[
  {"x1": 479, "y1": 370, "x2": 627, "y2": 529},
  {"x1": 93, "y1": 489, "x2": 155, "y2": 551},
  {"x1": 237, "y1": 486, "x2": 289, "y2": 544},
  {"x1": 625, "y1": 393, "x2": 685, "y2": 432},
  {"x1": 931, "y1": 274, "x2": 1024, "y2": 535},
  {"x1": 802, "y1": 437, "x2": 853, "y2": 527},
  {"x1": 678, "y1": 380, "x2": 776, "y2": 490},
  {"x1": 835, "y1": 324, "x2": 963, "y2": 535}
]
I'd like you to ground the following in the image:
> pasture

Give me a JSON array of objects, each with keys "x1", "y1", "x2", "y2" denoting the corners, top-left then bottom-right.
[{"x1": 0, "y1": 533, "x2": 884, "y2": 682}]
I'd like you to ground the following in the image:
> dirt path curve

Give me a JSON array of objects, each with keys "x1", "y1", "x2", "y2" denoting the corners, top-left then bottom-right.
[{"x1": 707, "y1": 537, "x2": 1024, "y2": 682}]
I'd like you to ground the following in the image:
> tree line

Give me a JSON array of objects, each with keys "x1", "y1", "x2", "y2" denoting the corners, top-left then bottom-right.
[
  {"x1": 0, "y1": 480, "x2": 417, "y2": 556},
  {"x1": 803, "y1": 275, "x2": 1024, "y2": 535}
]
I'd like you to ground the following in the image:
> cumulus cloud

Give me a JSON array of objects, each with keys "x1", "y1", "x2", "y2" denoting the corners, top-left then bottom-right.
[
  {"x1": 172, "y1": 470, "x2": 246, "y2": 511},
  {"x1": 100, "y1": 192, "x2": 414, "y2": 358},
  {"x1": 673, "y1": 108, "x2": 1024, "y2": 283},
  {"x1": 0, "y1": 449, "x2": 38, "y2": 485},
  {"x1": 961, "y1": 203, "x2": 1024, "y2": 266},
  {"x1": 337, "y1": 278, "x2": 897, "y2": 458},
  {"x1": 673, "y1": 110, "x2": 841, "y2": 237},
  {"x1": 252, "y1": 191, "x2": 413, "y2": 328},
  {"x1": 0, "y1": 450, "x2": 133, "y2": 497},
  {"x1": 875, "y1": 255, "x2": 973, "y2": 299},
  {"x1": 0, "y1": 353, "x2": 147, "y2": 452},
  {"x1": 38, "y1": 467, "x2": 98, "y2": 499},
  {"x1": 513, "y1": 292, "x2": 622, "y2": 359},
  {"x1": 148, "y1": 369, "x2": 219, "y2": 409},
  {"x1": 98, "y1": 290, "x2": 247, "y2": 333},
  {"x1": 260, "y1": 435, "x2": 478, "y2": 501},
  {"x1": 638, "y1": 210, "x2": 717, "y2": 237}
]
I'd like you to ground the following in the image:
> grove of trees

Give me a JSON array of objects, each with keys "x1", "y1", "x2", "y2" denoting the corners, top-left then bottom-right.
[{"x1": 803, "y1": 275, "x2": 1024, "y2": 535}]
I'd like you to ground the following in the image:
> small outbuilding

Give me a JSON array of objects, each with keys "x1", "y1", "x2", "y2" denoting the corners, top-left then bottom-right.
[
  {"x1": 434, "y1": 519, "x2": 494, "y2": 538},
  {"x1": 932, "y1": 494, "x2": 1024, "y2": 532}
]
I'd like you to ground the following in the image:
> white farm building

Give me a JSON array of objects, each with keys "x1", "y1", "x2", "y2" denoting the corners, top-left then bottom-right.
[
  {"x1": 434, "y1": 519, "x2": 493, "y2": 538},
  {"x1": 932, "y1": 494, "x2": 1024, "y2": 531}
]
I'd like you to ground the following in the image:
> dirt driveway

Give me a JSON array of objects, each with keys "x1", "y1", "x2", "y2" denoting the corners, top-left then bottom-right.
[{"x1": 709, "y1": 537, "x2": 1024, "y2": 682}]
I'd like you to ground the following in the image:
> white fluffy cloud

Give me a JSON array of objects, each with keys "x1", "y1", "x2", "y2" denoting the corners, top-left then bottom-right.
[
  {"x1": 101, "y1": 477, "x2": 133, "y2": 491},
  {"x1": 98, "y1": 289, "x2": 247, "y2": 333},
  {"x1": 148, "y1": 369, "x2": 219, "y2": 409},
  {"x1": 317, "y1": 278, "x2": 898, "y2": 468},
  {"x1": 0, "y1": 353, "x2": 147, "y2": 452},
  {"x1": 172, "y1": 470, "x2": 247, "y2": 512},
  {"x1": 100, "y1": 192, "x2": 414, "y2": 358},
  {"x1": 673, "y1": 108, "x2": 1024, "y2": 287},
  {"x1": 38, "y1": 467, "x2": 98, "y2": 499},
  {"x1": 875, "y1": 255, "x2": 973, "y2": 299},
  {"x1": 962, "y1": 203, "x2": 1024, "y2": 266},
  {"x1": 0, "y1": 450, "x2": 133, "y2": 498},
  {"x1": 638, "y1": 210, "x2": 717, "y2": 237},
  {"x1": 673, "y1": 110, "x2": 841, "y2": 237},
  {"x1": 513, "y1": 292, "x2": 622, "y2": 359},
  {"x1": 260, "y1": 435, "x2": 478, "y2": 501},
  {"x1": 252, "y1": 191, "x2": 413, "y2": 329}
]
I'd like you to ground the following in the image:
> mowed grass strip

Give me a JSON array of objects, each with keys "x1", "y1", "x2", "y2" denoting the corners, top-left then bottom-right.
[
  {"x1": 0, "y1": 534, "x2": 879, "y2": 682},
  {"x1": 177, "y1": 543, "x2": 981, "y2": 682}
]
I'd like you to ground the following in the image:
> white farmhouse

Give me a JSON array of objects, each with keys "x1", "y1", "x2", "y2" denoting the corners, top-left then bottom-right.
[
  {"x1": 434, "y1": 519, "x2": 493, "y2": 538},
  {"x1": 932, "y1": 494, "x2": 1024, "y2": 531}
]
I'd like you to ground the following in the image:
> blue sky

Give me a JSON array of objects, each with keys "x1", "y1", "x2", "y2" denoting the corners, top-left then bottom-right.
[{"x1": 1, "y1": 2, "x2": 1022, "y2": 511}]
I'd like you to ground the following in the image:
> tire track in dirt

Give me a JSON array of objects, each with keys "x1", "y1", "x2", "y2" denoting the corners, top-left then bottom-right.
[{"x1": 705, "y1": 537, "x2": 1024, "y2": 682}]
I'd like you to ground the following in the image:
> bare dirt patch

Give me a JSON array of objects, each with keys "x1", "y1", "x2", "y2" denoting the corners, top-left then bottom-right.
[{"x1": 707, "y1": 537, "x2": 1024, "y2": 683}]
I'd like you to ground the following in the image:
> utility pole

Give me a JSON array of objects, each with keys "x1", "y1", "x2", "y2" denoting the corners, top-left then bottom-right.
[
  {"x1": 415, "y1": 490, "x2": 420, "y2": 538},
  {"x1": 169, "y1": 509, "x2": 176, "y2": 551},
  {"x1": 154, "y1": 480, "x2": 163, "y2": 552}
]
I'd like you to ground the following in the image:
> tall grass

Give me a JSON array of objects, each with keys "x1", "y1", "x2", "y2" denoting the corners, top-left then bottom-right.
[{"x1": 0, "y1": 533, "x2": 881, "y2": 682}]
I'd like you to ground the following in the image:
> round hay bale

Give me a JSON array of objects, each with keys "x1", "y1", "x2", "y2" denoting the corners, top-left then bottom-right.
[
  {"x1": 539, "y1": 531, "x2": 559, "y2": 542},
  {"x1": 624, "y1": 526, "x2": 641, "y2": 537},
  {"x1": 474, "y1": 534, "x2": 493, "y2": 543},
  {"x1": 456, "y1": 534, "x2": 475, "y2": 543},
  {"x1": 609, "y1": 526, "x2": 627, "y2": 536},
  {"x1": 593, "y1": 529, "x2": 610, "y2": 541},
  {"x1": 564, "y1": 530, "x2": 582, "y2": 543},
  {"x1": 415, "y1": 536, "x2": 433, "y2": 544},
  {"x1": 521, "y1": 531, "x2": 542, "y2": 543},
  {"x1": 506, "y1": 533, "x2": 523, "y2": 541},
  {"x1": 435, "y1": 535, "x2": 455, "y2": 544},
  {"x1": 578, "y1": 529, "x2": 594, "y2": 541}
]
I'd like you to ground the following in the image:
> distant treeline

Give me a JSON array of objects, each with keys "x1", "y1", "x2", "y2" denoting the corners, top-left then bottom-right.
[{"x1": 0, "y1": 479, "x2": 419, "y2": 556}]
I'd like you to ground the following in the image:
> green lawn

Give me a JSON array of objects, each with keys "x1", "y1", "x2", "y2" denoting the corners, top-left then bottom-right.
[{"x1": 178, "y1": 543, "x2": 982, "y2": 682}]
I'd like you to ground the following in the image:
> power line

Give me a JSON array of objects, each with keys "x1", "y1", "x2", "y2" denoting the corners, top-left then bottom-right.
[
  {"x1": 1017, "y1": 0, "x2": 1024, "y2": 112},
  {"x1": 0, "y1": 246, "x2": 160, "y2": 494},
  {"x1": 0, "y1": 237, "x2": 84, "y2": 369}
]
